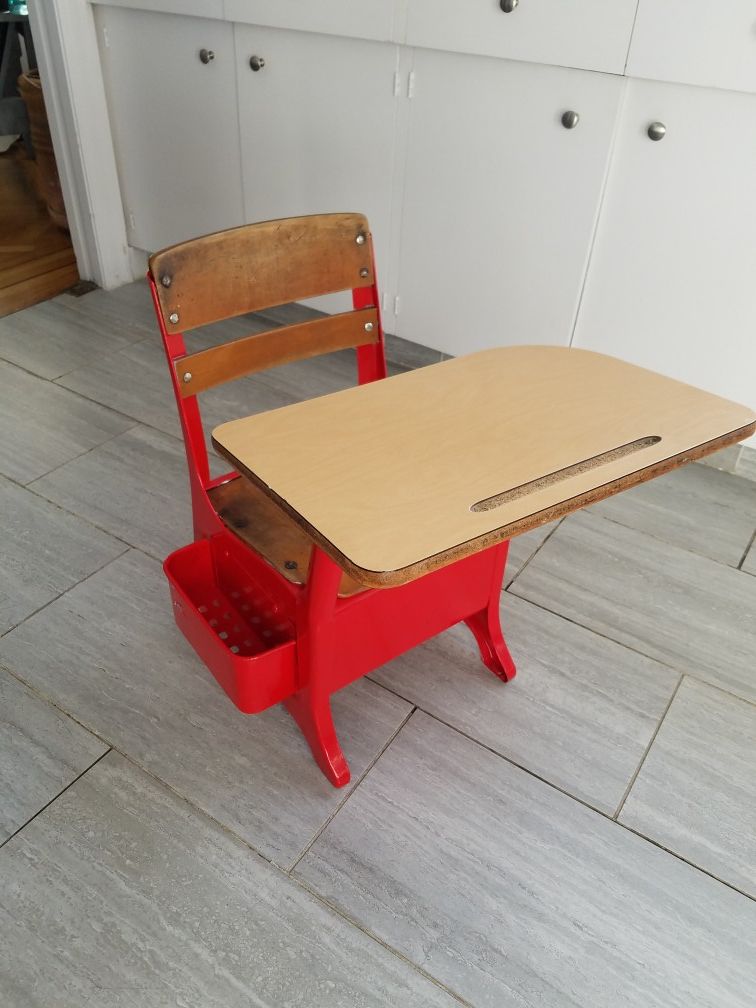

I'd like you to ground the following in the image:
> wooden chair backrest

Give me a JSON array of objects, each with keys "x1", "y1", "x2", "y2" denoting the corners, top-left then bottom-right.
[{"x1": 148, "y1": 213, "x2": 381, "y2": 398}]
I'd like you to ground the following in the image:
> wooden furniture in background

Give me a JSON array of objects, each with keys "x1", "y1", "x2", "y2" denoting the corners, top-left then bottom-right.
[
  {"x1": 0, "y1": 141, "x2": 77, "y2": 317},
  {"x1": 17, "y1": 69, "x2": 68, "y2": 230}
]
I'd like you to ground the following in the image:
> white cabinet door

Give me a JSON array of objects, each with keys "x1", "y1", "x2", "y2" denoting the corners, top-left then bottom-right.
[
  {"x1": 95, "y1": 6, "x2": 244, "y2": 252},
  {"x1": 235, "y1": 25, "x2": 400, "y2": 308},
  {"x1": 394, "y1": 49, "x2": 623, "y2": 355},
  {"x1": 573, "y1": 79, "x2": 756, "y2": 426},
  {"x1": 405, "y1": 0, "x2": 638, "y2": 74},
  {"x1": 627, "y1": 0, "x2": 756, "y2": 95}
]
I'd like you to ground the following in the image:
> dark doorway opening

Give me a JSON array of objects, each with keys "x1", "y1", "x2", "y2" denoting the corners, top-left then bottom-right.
[{"x1": 1, "y1": 5, "x2": 78, "y2": 317}]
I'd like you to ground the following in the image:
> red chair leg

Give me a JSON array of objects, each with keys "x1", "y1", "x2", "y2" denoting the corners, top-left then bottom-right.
[
  {"x1": 464, "y1": 608, "x2": 517, "y2": 682},
  {"x1": 286, "y1": 686, "x2": 349, "y2": 788},
  {"x1": 285, "y1": 546, "x2": 351, "y2": 787},
  {"x1": 463, "y1": 541, "x2": 517, "y2": 682}
]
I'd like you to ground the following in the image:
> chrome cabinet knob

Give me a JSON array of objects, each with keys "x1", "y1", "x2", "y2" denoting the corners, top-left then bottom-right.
[
  {"x1": 249, "y1": 55, "x2": 266, "y2": 72},
  {"x1": 500, "y1": 0, "x2": 519, "y2": 11},
  {"x1": 647, "y1": 121, "x2": 667, "y2": 141},
  {"x1": 199, "y1": 49, "x2": 215, "y2": 64},
  {"x1": 561, "y1": 110, "x2": 580, "y2": 130}
]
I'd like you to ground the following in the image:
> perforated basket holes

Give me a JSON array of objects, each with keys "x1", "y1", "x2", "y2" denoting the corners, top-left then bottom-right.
[{"x1": 196, "y1": 582, "x2": 293, "y2": 657}]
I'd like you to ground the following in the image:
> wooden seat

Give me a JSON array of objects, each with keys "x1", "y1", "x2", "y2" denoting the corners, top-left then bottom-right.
[{"x1": 208, "y1": 476, "x2": 365, "y2": 597}]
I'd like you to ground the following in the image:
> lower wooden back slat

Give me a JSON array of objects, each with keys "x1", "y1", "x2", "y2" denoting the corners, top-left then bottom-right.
[{"x1": 175, "y1": 308, "x2": 380, "y2": 398}]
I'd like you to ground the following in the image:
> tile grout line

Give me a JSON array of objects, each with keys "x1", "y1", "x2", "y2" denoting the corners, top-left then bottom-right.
[
  {"x1": 4, "y1": 338, "x2": 192, "y2": 448},
  {"x1": 509, "y1": 506, "x2": 756, "y2": 586},
  {"x1": 4, "y1": 653, "x2": 754, "y2": 909},
  {"x1": 686, "y1": 675, "x2": 756, "y2": 708},
  {"x1": 1, "y1": 645, "x2": 415, "y2": 878},
  {"x1": 8, "y1": 475, "x2": 135, "y2": 552},
  {"x1": 504, "y1": 586, "x2": 673, "y2": 666},
  {"x1": 38, "y1": 310, "x2": 402, "y2": 443},
  {"x1": 451, "y1": 704, "x2": 755, "y2": 900},
  {"x1": 287, "y1": 704, "x2": 417, "y2": 874},
  {"x1": 0, "y1": 669, "x2": 409, "y2": 888},
  {"x1": 573, "y1": 508, "x2": 756, "y2": 571},
  {"x1": 46, "y1": 376, "x2": 172, "y2": 434},
  {"x1": 618, "y1": 821, "x2": 755, "y2": 902},
  {"x1": 0, "y1": 545, "x2": 131, "y2": 642},
  {"x1": 10, "y1": 346, "x2": 197, "y2": 553},
  {"x1": 0, "y1": 748, "x2": 112, "y2": 853},
  {"x1": 292, "y1": 875, "x2": 476, "y2": 1008},
  {"x1": 0, "y1": 663, "x2": 114, "y2": 750},
  {"x1": 0, "y1": 353, "x2": 139, "y2": 428},
  {"x1": 5, "y1": 627, "x2": 753, "y2": 906},
  {"x1": 0, "y1": 471, "x2": 32, "y2": 492},
  {"x1": 6, "y1": 644, "x2": 754, "y2": 906},
  {"x1": 612, "y1": 673, "x2": 684, "y2": 821},
  {"x1": 6, "y1": 330, "x2": 194, "y2": 554},
  {"x1": 50, "y1": 336, "x2": 155, "y2": 383},
  {"x1": 130, "y1": 542, "x2": 181, "y2": 565},
  {"x1": 502, "y1": 589, "x2": 756, "y2": 710},
  {"x1": 22, "y1": 478, "x2": 161, "y2": 557},
  {"x1": 0, "y1": 715, "x2": 456, "y2": 998},
  {"x1": 0, "y1": 716, "x2": 475, "y2": 1003},
  {"x1": 0, "y1": 328, "x2": 153, "y2": 383},
  {"x1": 0, "y1": 698, "x2": 283, "y2": 875},
  {"x1": 365, "y1": 684, "x2": 756, "y2": 902},
  {"x1": 503, "y1": 518, "x2": 564, "y2": 589},
  {"x1": 737, "y1": 525, "x2": 756, "y2": 570},
  {"x1": 2, "y1": 346, "x2": 159, "y2": 485},
  {"x1": 46, "y1": 358, "x2": 323, "y2": 450},
  {"x1": 372, "y1": 682, "x2": 658, "y2": 820},
  {"x1": 4, "y1": 482, "x2": 189, "y2": 609},
  {"x1": 22, "y1": 419, "x2": 141, "y2": 489}
]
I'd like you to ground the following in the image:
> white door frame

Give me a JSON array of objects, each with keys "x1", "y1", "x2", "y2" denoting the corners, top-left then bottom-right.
[{"x1": 27, "y1": 0, "x2": 135, "y2": 288}]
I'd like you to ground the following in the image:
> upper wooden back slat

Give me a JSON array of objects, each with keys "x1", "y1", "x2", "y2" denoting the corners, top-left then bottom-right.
[
  {"x1": 148, "y1": 213, "x2": 374, "y2": 334},
  {"x1": 175, "y1": 308, "x2": 380, "y2": 397}
]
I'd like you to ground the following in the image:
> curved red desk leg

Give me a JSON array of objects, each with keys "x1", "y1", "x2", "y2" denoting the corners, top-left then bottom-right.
[
  {"x1": 285, "y1": 546, "x2": 351, "y2": 787},
  {"x1": 463, "y1": 542, "x2": 517, "y2": 682}
]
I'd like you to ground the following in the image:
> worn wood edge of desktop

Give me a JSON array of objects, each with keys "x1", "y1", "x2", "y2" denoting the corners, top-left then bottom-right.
[{"x1": 212, "y1": 421, "x2": 756, "y2": 589}]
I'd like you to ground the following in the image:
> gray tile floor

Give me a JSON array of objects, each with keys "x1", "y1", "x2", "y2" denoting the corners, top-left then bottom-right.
[{"x1": 0, "y1": 281, "x2": 754, "y2": 1007}]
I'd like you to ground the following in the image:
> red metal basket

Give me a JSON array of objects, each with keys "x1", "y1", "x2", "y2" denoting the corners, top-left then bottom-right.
[{"x1": 164, "y1": 536, "x2": 297, "y2": 714}]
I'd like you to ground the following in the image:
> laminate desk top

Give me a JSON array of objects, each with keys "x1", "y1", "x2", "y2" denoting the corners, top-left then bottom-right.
[{"x1": 212, "y1": 346, "x2": 755, "y2": 586}]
